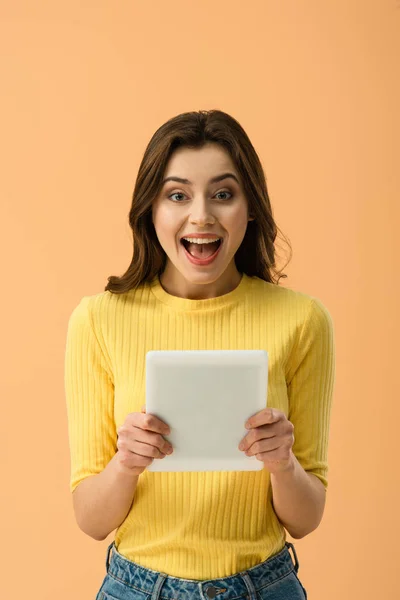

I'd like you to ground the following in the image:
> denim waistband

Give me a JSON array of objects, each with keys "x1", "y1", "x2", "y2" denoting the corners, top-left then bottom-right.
[{"x1": 103, "y1": 540, "x2": 300, "y2": 600}]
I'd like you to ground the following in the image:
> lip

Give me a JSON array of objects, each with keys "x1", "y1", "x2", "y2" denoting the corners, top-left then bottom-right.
[{"x1": 180, "y1": 233, "x2": 223, "y2": 240}]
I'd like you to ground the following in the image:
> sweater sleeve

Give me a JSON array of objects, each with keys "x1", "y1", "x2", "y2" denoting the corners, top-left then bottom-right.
[
  {"x1": 285, "y1": 298, "x2": 336, "y2": 490},
  {"x1": 64, "y1": 296, "x2": 116, "y2": 493}
]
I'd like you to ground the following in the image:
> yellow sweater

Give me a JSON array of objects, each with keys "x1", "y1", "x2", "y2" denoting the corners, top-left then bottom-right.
[{"x1": 64, "y1": 272, "x2": 335, "y2": 579}]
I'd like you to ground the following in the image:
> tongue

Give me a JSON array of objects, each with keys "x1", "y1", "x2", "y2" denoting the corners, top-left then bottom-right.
[{"x1": 187, "y1": 241, "x2": 219, "y2": 258}]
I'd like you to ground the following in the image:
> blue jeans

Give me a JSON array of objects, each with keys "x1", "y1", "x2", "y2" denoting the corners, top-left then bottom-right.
[{"x1": 95, "y1": 540, "x2": 308, "y2": 599}]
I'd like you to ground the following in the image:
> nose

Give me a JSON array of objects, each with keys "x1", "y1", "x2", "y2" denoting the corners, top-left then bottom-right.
[{"x1": 188, "y1": 198, "x2": 216, "y2": 226}]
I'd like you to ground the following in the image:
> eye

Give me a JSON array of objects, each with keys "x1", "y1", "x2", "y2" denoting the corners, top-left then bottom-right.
[
  {"x1": 215, "y1": 191, "x2": 232, "y2": 200},
  {"x1": 168, "y1": 190, "x2": 233, "y2": 202},
  {"x1": 169, "y1": 192, "x2": 185, "y2": 202}
]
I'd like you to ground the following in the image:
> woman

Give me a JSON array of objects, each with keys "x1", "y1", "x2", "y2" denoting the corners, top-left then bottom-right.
[{"x1": 65, "y1": 110, "x2": 335, "y2": 599}]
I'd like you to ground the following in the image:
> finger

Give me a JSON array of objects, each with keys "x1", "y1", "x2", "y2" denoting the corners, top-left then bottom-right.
[
  {"x1": 139, "y1": 406, "x2": 170, "y2": 435},
  {"x1": 120, "y1": 427, "x2": 170, "y2": 455},
  {"x1": 245, "y1": 437, "x2": 282, "y2": 457},
  {"x1": 240, "y1": 427, "x2": 276, "y2": 451},
  {"x1": 246, "y1": 407, "x2": 284, "y2": 429},
  {"x1": 141, "y1": 412, "x2": 170, "y2": 435},
  {"x1": 133, "y1": 439, "x2": 168, "y2": 458},
  {"x1": 244, "y1": 421, "x2": 289, "y2": 447}
]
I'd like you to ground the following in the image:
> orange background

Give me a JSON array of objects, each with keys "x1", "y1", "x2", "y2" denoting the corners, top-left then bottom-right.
[{"x1": 1, "y1": 1, "x2": 399, "y2": 598}]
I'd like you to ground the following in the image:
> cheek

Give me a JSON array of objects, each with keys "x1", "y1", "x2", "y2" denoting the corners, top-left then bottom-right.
[
  {"x1": 225, "y1": 208, "x2": 249, "y2": 235},
  {"x1": 152, "y1": 207, "x2": 175, "y2": 237},
  {"x1": 152, "y1": 215, "x2": 183, "y2": 255},
  {"x1": 224, "y1": 200, "x2": 248, "y2": 220}
]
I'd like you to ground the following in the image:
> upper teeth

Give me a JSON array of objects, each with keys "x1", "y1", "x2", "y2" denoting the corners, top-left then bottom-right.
[{"x1": 182, "y1": 237, "x2": 221, "y2": 244}]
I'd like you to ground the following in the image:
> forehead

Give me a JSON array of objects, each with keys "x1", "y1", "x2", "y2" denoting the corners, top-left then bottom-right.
[{"x1": 164, "y1": 144, "x2": 237, "y2": 178}]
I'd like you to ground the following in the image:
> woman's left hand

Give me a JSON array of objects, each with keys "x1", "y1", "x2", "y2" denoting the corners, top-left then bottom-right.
[{"x1": 239, "y1": 407, "x2": 296, "y2": 474}]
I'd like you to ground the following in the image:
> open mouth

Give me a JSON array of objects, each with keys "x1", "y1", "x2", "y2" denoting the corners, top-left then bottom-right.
[{"x1": 180, "y1": 238, "x2": 222, "y2": 257}]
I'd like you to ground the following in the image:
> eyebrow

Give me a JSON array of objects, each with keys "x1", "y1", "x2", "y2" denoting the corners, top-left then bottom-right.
[{"x1": 162, "y1": 172, "x2": 240, "y2": 186}]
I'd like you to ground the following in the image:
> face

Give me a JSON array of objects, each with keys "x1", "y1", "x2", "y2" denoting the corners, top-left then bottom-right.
[{"x1": 151, "y1": 143, "x2": 255, "y2": 300}]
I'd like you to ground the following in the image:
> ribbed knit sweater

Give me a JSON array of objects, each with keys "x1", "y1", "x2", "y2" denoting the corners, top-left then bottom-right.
[{"x1": 64, "y1": 272, "x2": 335, "y2": 579}]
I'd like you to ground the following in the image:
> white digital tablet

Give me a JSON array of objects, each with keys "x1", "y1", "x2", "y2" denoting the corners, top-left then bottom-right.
[{"x1": 145, "y1": 350, "x2": 268, "y2": 472}]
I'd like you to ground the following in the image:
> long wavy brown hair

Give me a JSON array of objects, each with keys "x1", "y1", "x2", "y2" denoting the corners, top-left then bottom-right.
[{"x1": 104, "y1": 109, "x2": 292, "y2": 294}]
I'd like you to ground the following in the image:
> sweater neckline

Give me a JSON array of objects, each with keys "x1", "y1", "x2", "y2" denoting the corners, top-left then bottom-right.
[{"x1": 149, "y1": 272, "x2": 252, "y2": 311}]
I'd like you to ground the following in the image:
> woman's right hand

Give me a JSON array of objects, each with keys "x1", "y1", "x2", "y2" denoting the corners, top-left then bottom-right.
[{"x1": 116, "y1": 405, "x2": 174, "y2": 475}]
